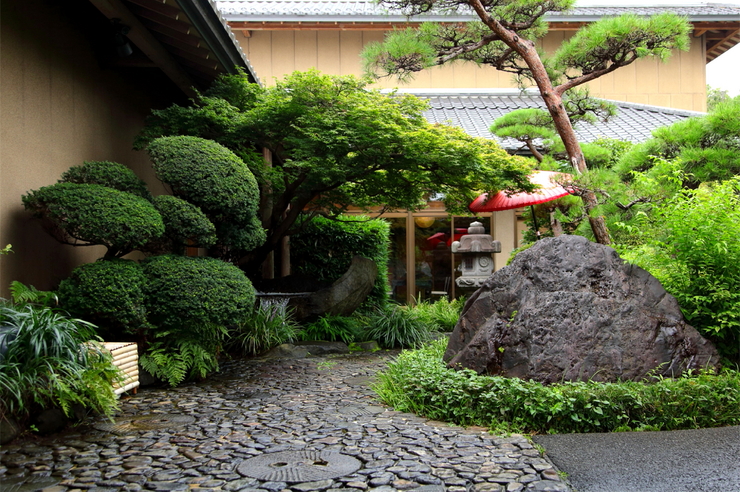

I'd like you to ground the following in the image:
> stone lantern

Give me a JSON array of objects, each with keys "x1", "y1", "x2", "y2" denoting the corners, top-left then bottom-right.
[{"x1": 451, "y1": 221, "x2": 500, "y2": 289}]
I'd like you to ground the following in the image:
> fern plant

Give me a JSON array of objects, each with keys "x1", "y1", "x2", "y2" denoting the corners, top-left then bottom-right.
[
  {"x1": 9, "y1": 281, "x2": 58, "y2": 307},
  {"x1": 140, "y1": 322, "x2": 227, "y2": 386}
]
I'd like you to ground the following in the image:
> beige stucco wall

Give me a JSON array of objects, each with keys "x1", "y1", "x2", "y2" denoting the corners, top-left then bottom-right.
[
  {"x1": 0, "y1": 0, "x2": 170, "y2": 296},
  {"x1": 238, "y1": 29, "x2": 707, "y2": 111}
]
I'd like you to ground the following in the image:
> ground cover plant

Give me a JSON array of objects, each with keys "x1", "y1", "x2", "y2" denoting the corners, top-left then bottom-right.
[{"x1": 375, "y1": 339, "x2": 740, "y2": 434}]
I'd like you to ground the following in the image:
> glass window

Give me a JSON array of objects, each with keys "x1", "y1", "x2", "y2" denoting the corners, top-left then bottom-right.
[
  {"x1": 414, "y1": 217, "x2": 452, "y2": 301},
  {"x1": 387, "y1": 218, "x2": 408, "y2": 304}
]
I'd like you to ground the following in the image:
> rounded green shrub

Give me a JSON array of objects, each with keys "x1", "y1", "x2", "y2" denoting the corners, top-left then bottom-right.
[
  {"x1": 146, "y1": 136, "x2": 260, "y2": 223},
  {"x1": 58, "y1": 259, "x2": 148, "y2": 338},
  {"x1": 142, "y1": 255, "x2": 255, "y2": 329},
  {"x1": 22, "y1": 183, "x2": 164, "y2": 258},
  {"x1": 60, "y1": 161, "x2": 152, "y2": 200},
  {"x1": 146, "y1": 136, "x2": 265, "y2": 255},
  {"x1": 149, "y1": 195, "x2": 217, "y2": 254}
]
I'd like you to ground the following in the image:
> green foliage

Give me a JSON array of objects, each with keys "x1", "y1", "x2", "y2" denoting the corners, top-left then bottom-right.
[
  {"x1": 300, "y1": 315, "x2": 364, "y2": 344},
  {"x1": 364, "y1": 304, "x2": 437, "y2": 349},
  {"x1": 225, "y1": 302, "x2": 300, "y2": 356},
  {"x1": 9, "y1": 281, "x2": 58, "y2": 307},
  {"x1": 140, "y1": 323, "x2": 227, "y2": 387},
  {"x1": 374, "y1": 339, "x2": 740, "y2": 433},
  {"x1": 707, "y1": 85, "x2": 731, "y2": 112},
  {"x1": 0, "y1": 303, "x2": 120, "y2": 424},
  {"x1": 149, "y1": 195, "x2": 217, "y2": 254},
  {"x1": 146, "y1": 136, "x2": 265, "y2": 259},
  {"x1": 291, "y1": 215, "x2": 391, "y2": 308},
  {"x1": 142, "y1": 255, "x2": 255, "y2": 330},
  {"x1": 411, "y1": 297, "x2": 464, "y2": 332},
  {"x1": 22, "y1": 183, "x2": 164, "y2": 259},
  {"x1": 490, "y1": 108, "x2": 556, "y2": 142},
  {"x1": 615, "y1": 97, "x2": 740, "y2": 186},
  {"x1": 60, "y1": 161, "x2": 152, "y2": 200},
  {"x1": 136, "y1": 70, "x2": 533, "y2": 272},
  {"x1": 58, "y1": 259, "x2": 148, "y2": 339},
  {"x1": 621, "y1": 178, "x2": 740, "y2": 362},
  {"x1": 554, "y1": 13, "x2": 690, "y2": 76}
]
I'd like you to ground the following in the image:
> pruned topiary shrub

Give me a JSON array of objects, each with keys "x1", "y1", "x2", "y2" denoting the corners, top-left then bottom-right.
[
  {"x1": 291, "y1": 215, "x2": 390, "y2": 309},
  {"x1": 142, "y1": 255, "x2": 255, "y2": 329},
  {"x1": 58, "y1": 259, "x2": 149, "y2": 340},
  {"x1": 60, "y1": 160, "x2": 153, "y2": 200},
  {"x1": 140, "y1": 255, "x2": 256, "y2": 386},
  {"x1": 146, "y1": 136, "x2": 265, "y2": 257},
  {"x1": 22, "y1": 183, "x2": 164, "y2": 259},
  {"x1": 146, "y1": 195, "x2": 217, "y2": 255}
]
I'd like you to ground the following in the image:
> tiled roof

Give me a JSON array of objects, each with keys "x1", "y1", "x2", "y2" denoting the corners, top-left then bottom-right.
[
  {"x1": 216, "y1": 1, "x2": 740, "y2": 22},
  {"x1": 402, "y1": 90, "x2": 703, "y2": 150}
]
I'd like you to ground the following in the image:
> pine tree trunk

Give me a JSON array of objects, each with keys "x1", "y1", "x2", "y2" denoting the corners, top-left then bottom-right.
[{"x1": 470, "y1": 6, "x2": 612, "y2": 245}]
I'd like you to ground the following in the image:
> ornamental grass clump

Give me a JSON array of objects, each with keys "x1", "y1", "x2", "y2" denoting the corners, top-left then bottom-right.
[
  {"x1": 411, "y1": 297, "x2": 464, "y2": 332},
  {"x1": 226, "y1": 303, "x2": 300, "y2": 356},
  {"x1": 300, "y1": 314, "x2": 365, "y2": 344},
  {"x1": 0, "y1": 303, "x2": 121, "y2": 426},
  {"x1": 364, "y1": 304, "x2": 437, "y2": 349},
  {"x1": 374, "y1": 339, "x2": 740, "y2": 434}
]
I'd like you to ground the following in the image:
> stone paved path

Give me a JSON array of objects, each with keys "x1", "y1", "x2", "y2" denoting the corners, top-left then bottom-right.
[{"x1": 0, "y1": 351, "x2": 570, "y2": 492}]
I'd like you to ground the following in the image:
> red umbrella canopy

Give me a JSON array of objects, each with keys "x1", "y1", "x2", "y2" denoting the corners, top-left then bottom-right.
[{"x1": 469, "y1": 170, "x2": 572, "y2": 213}]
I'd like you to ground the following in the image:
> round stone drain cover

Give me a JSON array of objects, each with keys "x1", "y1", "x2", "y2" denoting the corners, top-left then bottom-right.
[
  {"x1": 337, "y1": 405, "x2": 385, "y2": 416},
  {"x1": 94, "y1": 413, "x2": 195, "y2": 434},
  {"x1": 237, "y1": 450, "x2": 361, "y2": 482}
]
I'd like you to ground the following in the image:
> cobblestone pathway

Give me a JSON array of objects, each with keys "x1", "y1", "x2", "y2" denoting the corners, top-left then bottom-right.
[{"x1": 0, "y1": 352, "x2": 570, "y2": 492}]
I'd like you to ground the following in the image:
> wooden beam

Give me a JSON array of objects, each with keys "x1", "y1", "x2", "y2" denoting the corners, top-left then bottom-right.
[
  {"x1": 141, "y1": 18, "x2": 202, "y2": 46},
  {"x1": 693, "y1": 28, "x2": 708, "y2": 38},
  {"x1": 88, "y1": 0, "x2": 198, "y2": 96},
  {"x1": 126, "y1": 0, "x2": 182, "y2": 20},
  {"x1": 707, "y1": 28, "x2": 740, "y2": 62}
]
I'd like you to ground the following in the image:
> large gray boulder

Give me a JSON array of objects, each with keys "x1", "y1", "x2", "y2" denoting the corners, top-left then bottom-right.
[{"x1": 444, "y1": 235, "x2": 719, "y2": 383}]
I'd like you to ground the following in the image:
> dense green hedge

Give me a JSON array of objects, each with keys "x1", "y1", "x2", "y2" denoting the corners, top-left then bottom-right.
[
  {"x1": 142, "y1": 255, "x2": 255, "y2": 329},
  {"x1": 58, "y1": 259, "x2": 149, "y2": 339},
  {"x1": 22, "y1": 183, "x2": 164, "y2": 258},
  {"x1": 60, "y1": 161, "x2": 152, "y2": 200},
  {"x1": 375, "y1": 339, "x2": 740, "y2": 434},
  {"x1": 290, "y1": 215, "x2": 390, "y2": 308}
]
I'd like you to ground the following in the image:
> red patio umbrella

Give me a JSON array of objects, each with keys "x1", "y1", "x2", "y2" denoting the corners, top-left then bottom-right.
[{"x1": 469, "y1": 170, "x2": 572, "y2": 239}]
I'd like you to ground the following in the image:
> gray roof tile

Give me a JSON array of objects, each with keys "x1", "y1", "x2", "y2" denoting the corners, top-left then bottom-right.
[
  {"x1": 217, "y1": 1, "x2": 740, "y2": 22},
  {"x1": 408, "y1": 90, "x2": 703, "y2": 150}
]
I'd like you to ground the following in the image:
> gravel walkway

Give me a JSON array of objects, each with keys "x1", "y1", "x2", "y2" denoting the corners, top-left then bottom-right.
[{"x1": 0, "y1": 351, "x2": 570, "y2": 492}]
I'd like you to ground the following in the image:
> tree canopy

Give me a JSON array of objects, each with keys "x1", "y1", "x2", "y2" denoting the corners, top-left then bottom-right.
[
  {"x1": 136, "y1": 69, "x2": 534, "y2": 275},
  {"x1": 362, "y1": 0, "x2": 692, "y2": 244}
]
